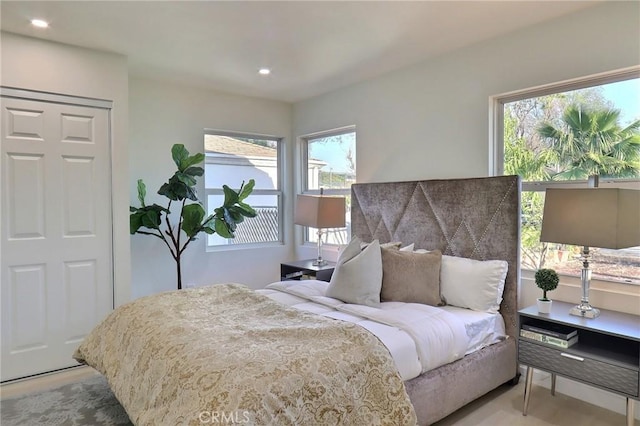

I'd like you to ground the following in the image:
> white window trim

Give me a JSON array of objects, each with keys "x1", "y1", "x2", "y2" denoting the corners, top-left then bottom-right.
[
  {"x1": 204, "y1": 129, "x2": 284, "y2": 251},
  {"x1": 490, "y1": 67, "x2": 640, "y2": 284}
]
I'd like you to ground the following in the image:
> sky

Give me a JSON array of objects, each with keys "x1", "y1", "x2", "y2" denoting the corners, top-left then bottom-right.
[
  {"x1": 601, "y1": 78, "x2": 640, "y2": 125},
  {"x1": 308, "y1": 133, "x2": 355, "y2": 174}
]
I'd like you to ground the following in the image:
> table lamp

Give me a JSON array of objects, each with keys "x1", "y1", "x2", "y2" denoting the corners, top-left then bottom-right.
[
  {"x1": 540, "y1": 187, "x2": 640, "y2": 318},
  {"x1": 295, "y1": 192, "x2": 346, "y2": 266}
]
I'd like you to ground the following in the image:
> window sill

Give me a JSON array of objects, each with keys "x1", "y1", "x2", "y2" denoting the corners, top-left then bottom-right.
[
  {"x1": 521, "y1": 269, "x2": 640, "y2": 316},
  {"x1": 206, "y1": 241, "x2": 284, "y2": 253}
]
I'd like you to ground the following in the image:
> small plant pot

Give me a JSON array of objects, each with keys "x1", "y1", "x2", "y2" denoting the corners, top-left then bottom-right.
[{"x1": 537, "y1": 298, "x2": 552, "y2": 314}]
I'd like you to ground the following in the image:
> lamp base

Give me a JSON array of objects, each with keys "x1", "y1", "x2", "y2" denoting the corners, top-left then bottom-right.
[
  {"x1": 312, "y1": 259, "x2": 328, "y2": 266},
  {"x1": 569, "y1": 305, "x2": 600, "y2": 319}
]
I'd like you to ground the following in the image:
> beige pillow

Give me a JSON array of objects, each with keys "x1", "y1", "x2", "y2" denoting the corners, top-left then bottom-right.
[
  {"x1": 381, "y1": 248, "x2": 443, "y2": 306},
  {"x1": 327, "y1": 237, "x2": 383, "y2": 307}
]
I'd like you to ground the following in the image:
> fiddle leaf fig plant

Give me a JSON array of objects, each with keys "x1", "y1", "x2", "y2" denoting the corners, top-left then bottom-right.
[{"x1": 130, "y1": 144, "x2": 256, "y2": 289}]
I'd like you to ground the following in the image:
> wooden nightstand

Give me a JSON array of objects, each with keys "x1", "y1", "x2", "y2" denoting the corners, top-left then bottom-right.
[
  {"x1": 280, "y1": 260, "x2": 336, "y2": 282},
  {"x1": 519, "y1": 301, "x2": 640, "y2": 426}
]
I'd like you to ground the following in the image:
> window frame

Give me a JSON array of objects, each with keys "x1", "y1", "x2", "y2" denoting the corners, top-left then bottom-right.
[
  {"x1": 299, "y1": 125, "x2": 356, "y2": 246},
  {"x1": 204, "y1": 129, "x2": 284, "y2": 251},
  {"x1": 490, "y1": 66, "x2": 640, "y2": 283}
]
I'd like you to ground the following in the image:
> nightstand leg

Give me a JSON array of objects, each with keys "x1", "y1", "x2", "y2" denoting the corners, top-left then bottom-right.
[
  {"x1": 551, "y1": 373, "x2": 556, "y2": 396},
  {"x1": 523, "y1": 366, "x2": 533, "y2": 416},
  {"x1": 627, "y1": 398, "x2": 635, "y2": 426}
]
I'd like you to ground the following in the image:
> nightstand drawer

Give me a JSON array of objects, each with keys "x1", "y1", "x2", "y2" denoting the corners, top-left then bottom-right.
[{"x1": 520, "y1": 340, "x2": 639, "y2": 397}]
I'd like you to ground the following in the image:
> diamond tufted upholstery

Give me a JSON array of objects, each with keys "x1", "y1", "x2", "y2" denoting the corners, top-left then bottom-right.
[{"x1": 351, "y1": 175, "x2": 521, "y2": 338}]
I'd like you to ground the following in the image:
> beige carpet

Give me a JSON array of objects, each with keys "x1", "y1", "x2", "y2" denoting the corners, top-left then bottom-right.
[{"x1": 434, "y1": 381, "x2": 634, "y2": 426}]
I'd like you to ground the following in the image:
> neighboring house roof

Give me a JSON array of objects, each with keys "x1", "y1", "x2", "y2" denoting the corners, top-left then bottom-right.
[
  {"x1": 205, "y1": 135, "x2": 277, "y2": 158},
  {"x1": 205, "y1": 134, "x2": 326, "y2": 167}
]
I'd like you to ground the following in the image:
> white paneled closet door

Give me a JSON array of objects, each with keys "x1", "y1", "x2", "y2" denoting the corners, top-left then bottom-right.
[{"x1": 1, "y1": 91, "x2": 113, "y2": 382}]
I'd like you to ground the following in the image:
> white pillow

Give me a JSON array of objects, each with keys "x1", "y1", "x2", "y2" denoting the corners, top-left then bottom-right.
[
  {"x1": 327, "y1": 237, "x2": 383, "y2": 307},
  {"x1": 440, "y1": 255, "x2": 508, "y2": 314},
  {"x1": 399, "y1": 243, "x2": 414, "y2": 252}
]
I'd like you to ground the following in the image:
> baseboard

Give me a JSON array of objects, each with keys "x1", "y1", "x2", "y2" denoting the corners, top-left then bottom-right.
[
  {"x1": 519, "y1": 365, "x2": 639, "y2": 420},
  {"x1": 0, "y1": 365, "x2": 97, "y2": 399}
]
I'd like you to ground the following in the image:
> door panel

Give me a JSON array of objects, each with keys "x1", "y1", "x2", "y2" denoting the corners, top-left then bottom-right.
[
  {"x1": 8, "y1": 264, "x2": 47, "y2": 352},
  {"x1": 6, "y1": 153, "x2": 45, "y2": 239},
  {"x1": 62, "y1": 156, "x2": 96, "y2": 236},
  {"x1": 1, "y1": 95, "x2": 113, "y2": 381}
]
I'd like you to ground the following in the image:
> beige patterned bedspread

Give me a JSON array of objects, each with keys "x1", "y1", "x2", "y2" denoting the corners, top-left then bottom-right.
[{"x1": 74, "y1": 284, "x2": 417, "y2": 425}]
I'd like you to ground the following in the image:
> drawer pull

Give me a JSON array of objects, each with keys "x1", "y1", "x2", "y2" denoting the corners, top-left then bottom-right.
[{"x1": 560, "y1": 352, "x2": 584, "y2": 362}]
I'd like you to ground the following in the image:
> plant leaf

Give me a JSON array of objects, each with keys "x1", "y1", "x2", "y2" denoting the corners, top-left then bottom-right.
[
  {"x1": 222, "y1": 185, "x2": 239, "y2": 205},
  {"x1": 214, "y1": 217, "x2": 233, "y2": 238},
  {"x1": 183, "y1": 166, "x2": 204, "y2": 177},
  {"x1": 175, "y1": 171, "x2": 197, "y2": 187},
  {"x1": 222, "y1": 208, "x2": 238, "y2": 231},
  {"x1": 130, "y1": 212, "x2": 143, "y2": 234},
  {"x1": 158, "y1": 174, "x2": 198, "y2": 201},
  {"x1": 238, "y1": 179, "x2": 255, "y2": 201},
  {"x1": 141, "y1": 209, "x2": 161, "y2": 229},
  {"x1": 181, "y1": 203, "x2": 206, "y2": 238},
  {"x1": 180, "y1": 153, "x2": 204, "y2": 172},
  {"x1": 171, "y1": 144, "x2": 189, "y2": 170},
  {"x1": 237, "y1": 202, "x2": 257, "y2": 217},
  {"x1": 137, "y1": 179, "x2": 147, "y2": 207}
]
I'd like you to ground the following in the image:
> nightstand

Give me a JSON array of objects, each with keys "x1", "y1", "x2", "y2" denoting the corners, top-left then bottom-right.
[
  {"x1": 280, "y1": 260, "x2": 336, "y2": 282},
  {"x1": 519, "y1": 301, "x2": 640, "y2": 426}
]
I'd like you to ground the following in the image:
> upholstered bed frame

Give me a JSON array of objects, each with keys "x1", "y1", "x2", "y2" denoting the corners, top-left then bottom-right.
[{"x1": 351, "y1": 175, "x2": 521, "y2": 425}]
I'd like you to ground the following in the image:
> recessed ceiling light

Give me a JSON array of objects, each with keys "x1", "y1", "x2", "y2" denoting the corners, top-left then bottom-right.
[
  {"x1": 31, "y1": 19, "x2": 49, "y2": 28},
  {"x1": 258, "y1": 68, "x2": 271, "y2": 76}
]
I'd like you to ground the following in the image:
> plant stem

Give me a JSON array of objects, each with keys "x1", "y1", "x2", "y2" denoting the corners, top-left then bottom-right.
[
  {"x1": 173, "y1": 200, "x2": 187, "y2": 287},
  {"x1": 137, "y1": 230, "x2": 177, "y2": 260},
  {"x1": 177, "y1": 255, "x2": 182, "y2": 290}
]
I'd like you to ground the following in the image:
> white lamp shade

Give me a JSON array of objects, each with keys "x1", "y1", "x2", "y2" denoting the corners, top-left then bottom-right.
[
  {"x1": 295, "y1": 195, "x2": 346, "y2": 229},
  {"x1": 540, "y1": 188, "x2": 640, "y2": 249}
]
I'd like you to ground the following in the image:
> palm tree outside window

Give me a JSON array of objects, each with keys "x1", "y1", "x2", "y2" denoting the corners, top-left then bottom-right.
[{"x1": 495, "y1": 70, "x2": 640, "y2": 284}]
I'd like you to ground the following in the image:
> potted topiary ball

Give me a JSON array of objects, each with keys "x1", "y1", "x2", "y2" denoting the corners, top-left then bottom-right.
[{"x1": 535, "y1": 268, "x2": 559, "y2": 314}]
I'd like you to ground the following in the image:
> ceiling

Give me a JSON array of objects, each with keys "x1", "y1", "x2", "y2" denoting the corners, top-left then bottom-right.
[{"x1": 1, "y1": 1, "x2": 602, "y2": 103}]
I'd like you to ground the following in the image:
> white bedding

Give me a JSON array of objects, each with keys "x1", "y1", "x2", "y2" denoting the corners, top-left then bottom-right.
[
  {"x1": 440, "y1": 305, "x2": 506, "y2": 355},
  {"x1": 258, "y1": 280, "x2": 506, "y2": 381}
]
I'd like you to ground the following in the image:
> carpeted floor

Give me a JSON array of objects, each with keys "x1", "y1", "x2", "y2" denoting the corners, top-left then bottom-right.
[
  {"x1": 1, "y1": 373, "x2": 630, "y2": 425},
  {"x1": 0, "y1": 375, "x2": 132, "y2": 426}
]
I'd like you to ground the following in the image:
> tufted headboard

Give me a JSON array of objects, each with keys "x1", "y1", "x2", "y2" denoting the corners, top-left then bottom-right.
[{"x1": 351, "y1": 175, "x2": 521, "y2": 339}]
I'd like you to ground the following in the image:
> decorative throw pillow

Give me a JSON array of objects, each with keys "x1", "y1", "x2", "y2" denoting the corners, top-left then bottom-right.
[
  {"x1": 327, "y1": 237, "x2": 383, "y2": 307},
  {"x1": 440, "y1": 255, "x2": 508, "y2": 314},
  {"x1": 381, "y1": 248, "x2": 443, "y2": 306}
]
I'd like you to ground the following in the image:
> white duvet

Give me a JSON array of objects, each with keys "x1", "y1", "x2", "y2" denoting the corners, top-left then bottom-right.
[{"x1": 259, "y1": 280, "x2": 484, "y2": 381}]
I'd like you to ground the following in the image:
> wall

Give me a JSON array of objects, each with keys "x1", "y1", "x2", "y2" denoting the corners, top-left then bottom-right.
[
  {"x1": 293, "y1": 1, "x2": 640, "y2": 292},
  {"x1": 128, "y1": 77, "x2": 293, "y2": 298},
  {"x1": 292, "y1": 2, "x2": 640, "y2": 416},
  {"x1": 294, "y1": 2, "x2": 639, "y2": 182},
  {"x1": 0, "y1": 32, "x2": 131, "y2": 307}
]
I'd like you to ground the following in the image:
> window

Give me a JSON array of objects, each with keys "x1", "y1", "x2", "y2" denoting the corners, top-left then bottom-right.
[
  {"x1": 494, "y1": 68, "x2": 640, "y2": 284},
  {"x1": 204, "y1": 131, "x2": 283, "y2": 248},
  {"x1": 301, "y1": 127, "x2": 356, "y2": 246}
]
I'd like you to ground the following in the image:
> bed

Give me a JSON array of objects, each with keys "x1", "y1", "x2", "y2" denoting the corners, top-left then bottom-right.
[
  {"x1": 74, "y1": 175, "x2": 520, "y2": 425},
  {"x1": 348, "y1": 175, "x2": 521, "y2": 424}
]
